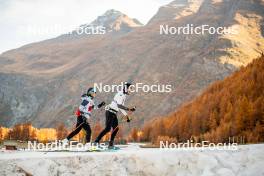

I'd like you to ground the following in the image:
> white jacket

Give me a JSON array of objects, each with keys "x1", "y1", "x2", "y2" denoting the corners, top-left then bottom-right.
[
  {"x1": 78, "y1": 95, "x2": 98, "y2": 119},
  {"x1": 108, "y1": 91, "x2": 128, "y2": 116}
]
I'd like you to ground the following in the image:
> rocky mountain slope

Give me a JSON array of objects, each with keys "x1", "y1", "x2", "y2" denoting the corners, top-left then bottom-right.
[{"x1": 0, "y1": 0, "x2": 263, "y2": 128}]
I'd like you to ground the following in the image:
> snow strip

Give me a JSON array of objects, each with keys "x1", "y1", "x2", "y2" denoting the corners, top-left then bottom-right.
[{"x1": 0, "y1": 144, "x2": 263, "y2": 176}]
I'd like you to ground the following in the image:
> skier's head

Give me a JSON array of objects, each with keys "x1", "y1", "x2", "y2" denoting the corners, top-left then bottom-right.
[
  {"x1": 123, "y1": 82, "x2": 132, "y2": 95},
  {"x1": 87, "y1": 87, "x2": 96, "y2": 98}
]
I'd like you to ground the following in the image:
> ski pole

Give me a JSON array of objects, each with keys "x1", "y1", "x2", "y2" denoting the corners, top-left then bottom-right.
[{"x1": 112, "y1": 125, "x2": 119, "y2": 133}]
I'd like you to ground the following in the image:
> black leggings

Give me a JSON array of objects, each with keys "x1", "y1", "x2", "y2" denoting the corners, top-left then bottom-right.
[
  {"x1": 95, "y1": 111, "x2": 119, "y2": 142},
  {"x1": 66, "y1": 115, "x2": 91, "y2": 143}
]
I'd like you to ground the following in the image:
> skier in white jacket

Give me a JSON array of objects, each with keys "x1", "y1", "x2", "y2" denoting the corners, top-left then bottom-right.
[{"x1": 95, "y1": 82, "x2": 136, "y2": 148}]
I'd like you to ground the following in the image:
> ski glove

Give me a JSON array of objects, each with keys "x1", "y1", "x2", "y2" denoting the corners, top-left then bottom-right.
[
  {"x1": 125, "y1": 115, "x2": 131, "y2": 123},
  {"x1": 98, "y1": 101, "x2": 106, "y2": 108},
  {"x1": 130, "y1": 107, "x2": 136, "y2": 112}
]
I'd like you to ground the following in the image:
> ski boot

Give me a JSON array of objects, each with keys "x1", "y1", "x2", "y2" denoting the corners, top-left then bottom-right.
[{"x1": 108, "y1": 141, "x2": 114, "y2": 149}]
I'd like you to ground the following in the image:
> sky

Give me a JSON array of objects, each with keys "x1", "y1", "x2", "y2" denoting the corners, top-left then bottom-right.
[{"x1": 0, "y1": 0, "x2": 172, "y2": 54}]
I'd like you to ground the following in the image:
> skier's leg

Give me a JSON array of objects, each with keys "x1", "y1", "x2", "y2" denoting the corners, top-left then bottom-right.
[
  {"x1": 95, "y1": 111, "x2": 113, "y2": 142},
  {"x1": 66, "y1": 116, "x2": 84, "y2": 140},
  {"x1": 83, "y1": 122, "x2": 92, "y2": 143},
  {"x1": 110, "y1": 114, "x2": 119, "y2": 144}
]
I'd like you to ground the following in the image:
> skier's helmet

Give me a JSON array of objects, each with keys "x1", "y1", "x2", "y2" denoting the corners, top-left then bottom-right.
[{"x1": 87, "y1": 87, "x2": 96, "y2": 96}]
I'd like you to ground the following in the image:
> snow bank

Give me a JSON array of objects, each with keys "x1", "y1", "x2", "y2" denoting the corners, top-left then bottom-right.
[{"x1": 0, "y1": 144, "x2": 263, "y2": 176}]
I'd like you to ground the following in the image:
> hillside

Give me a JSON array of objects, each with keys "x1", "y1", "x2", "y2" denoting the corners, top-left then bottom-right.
[
  {"x1": 142, "y1": 55, "x2": 264, "y2": 143},
  {"x1": 0, "y1": 0, "x2": 264, "y2": 128}
]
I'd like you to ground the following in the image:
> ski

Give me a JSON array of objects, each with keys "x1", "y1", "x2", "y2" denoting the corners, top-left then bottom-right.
[{"x1": 37, "y1": 146, "x2": 121, "y2": 153}]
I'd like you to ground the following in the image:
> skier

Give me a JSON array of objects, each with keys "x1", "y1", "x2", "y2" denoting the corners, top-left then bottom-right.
[
  {"x1": 94, "y1": 82, "x2": 136, "y2": 149},
  {"x1": 62, "y1": 87, "x2": 105, "y2": 145}
]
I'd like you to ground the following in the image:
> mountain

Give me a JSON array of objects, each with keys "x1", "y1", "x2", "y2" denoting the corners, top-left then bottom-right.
[
  {"x1": 58, "y1": 9, "x2": 142, "y2": 39},
  {"x1": 149, "y1": 0, "x2": 264, "y2": 67},
  {"x1": 69, "y1": 9, "x2": 143, "y2": 36},
  {"x1": 142, "y1": 55, "x2": 264, "y2": 143},
  {"x1": 88, "y1": 9, "x2": 142, "y2": 32},
  {"x1": 0, "y1": 0, "x2": 264, "y2": 128},
  {"x1": 148, "y1": 0, "x2": 204, "y2": 24}
]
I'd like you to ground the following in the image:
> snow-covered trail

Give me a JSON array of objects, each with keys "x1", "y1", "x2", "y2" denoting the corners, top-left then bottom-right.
[{"x1": 0, "y1": 143, "x2": 263, "y2": 176}]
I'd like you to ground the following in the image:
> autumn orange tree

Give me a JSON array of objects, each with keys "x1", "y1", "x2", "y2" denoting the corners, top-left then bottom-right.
[
  {"x1": 129, "y1": 127, "x2": 139, "y2": 142},
  {"x1": 8, "y1": 123, "x2": 37, "y2": 141},
  {"x1": 56, "y1": 123, "x2": 68, "y2": 140},
  {"x1": 142, "y1": 55, "x2": 264, "y2": 144},
  {"x1": 37, "y1": 128, "x2": 57, "y2": 143},
  {"x1": 0, "y1": 127, "x2": 3, "y2": 141}
]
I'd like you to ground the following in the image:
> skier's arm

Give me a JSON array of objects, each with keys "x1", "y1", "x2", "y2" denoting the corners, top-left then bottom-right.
[
  {"x1": 79, "y1": 110, "x2": 91, "y2": 119},
  {"x1": 117, "y1": 104, "x2": 136, "y2": 116},
  {"x1": 117, "y1": 104, "x2": 130, "y2": 111},
  {"x1": 97, "y1": 101, "x2": 106, "y2": 108},
  {"x1": 119, "y1": 108, "x2": 128, "y2": 116},
  {"x1": 117, "y1": 103, "x2": 132, "y2": 116},
  {"x1": 117, "y1": 104, "x2": 136, "y2": 112},
  {"x1": 93, "y1": 101, "x2": 106, "y2": 109}
]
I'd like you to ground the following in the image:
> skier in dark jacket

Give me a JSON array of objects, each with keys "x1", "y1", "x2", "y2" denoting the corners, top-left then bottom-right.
[
  {"x1": 95, "y1": 83, "x2": 136, "y2": 148},
  {"x1": 62, "y1": 87, "x2": 105, "y2": 145}
]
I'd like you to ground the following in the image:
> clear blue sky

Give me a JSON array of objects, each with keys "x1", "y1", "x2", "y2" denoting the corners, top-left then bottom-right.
[{"x1": 0, "y1": 0, "x2": 172, "y2": 54}]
